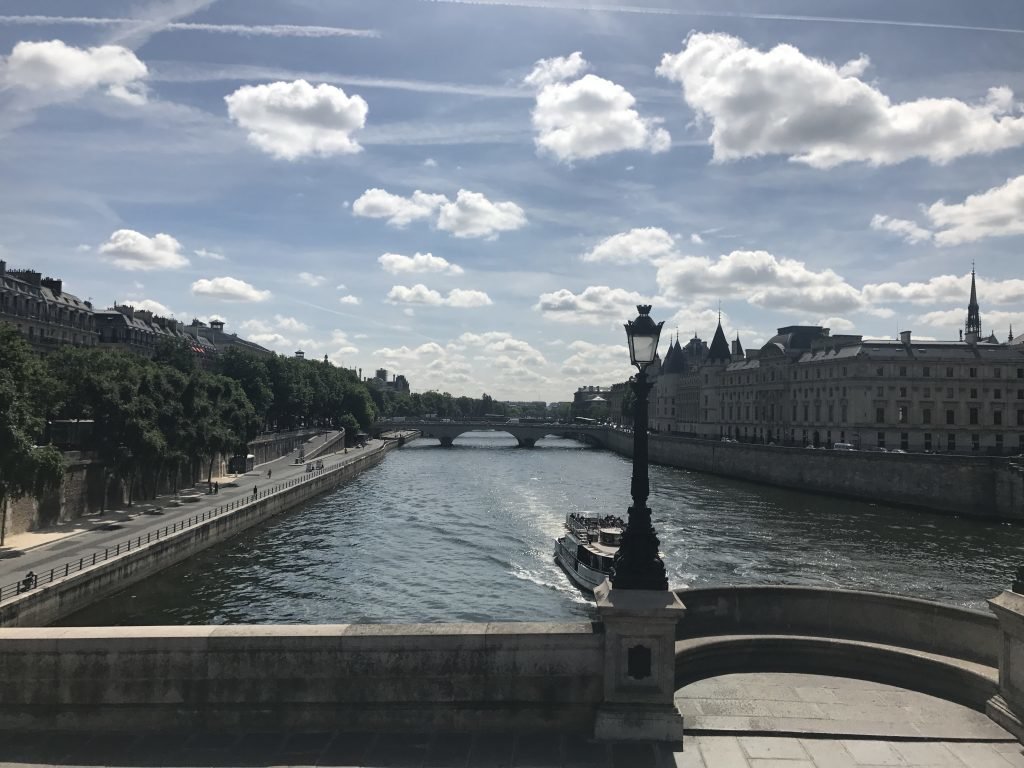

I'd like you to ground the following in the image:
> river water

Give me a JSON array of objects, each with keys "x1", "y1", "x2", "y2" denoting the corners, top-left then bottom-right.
[{"x1": 61, "y1": 434, "x2": 1024, "y2": 625}]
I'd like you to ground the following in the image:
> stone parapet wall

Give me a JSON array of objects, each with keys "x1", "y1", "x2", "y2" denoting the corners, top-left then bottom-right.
[
  {"x1": 0, "y1": 443, "x2": 397, "y2": 628},
  {"x1": 0, "y1": 622, "x2": 603, "y2": 732},
  {"x1": 675, "y1": 585, "x2": 999, "y2": 666},
  {"x1": 596, "y1": 429, "x2": 1024, "y2": 520},
  {"x1": 3, "y1": 458, "x2": 105, "y2": 538}
]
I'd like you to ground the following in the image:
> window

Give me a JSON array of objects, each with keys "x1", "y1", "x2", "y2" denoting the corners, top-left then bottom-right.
[
  {"x1": 946, "y1": 409, "x2": 955, "y2": 425},
  {"x1": 876, "y1": 367, "x2": 884, "y2": 376},
  {"x1": 1018, "y1": 410, "x2": 1024, "y2": 427},
  {"x1": 923, "y1": 387, "x2": 931, "y2": 398},
  {"x1": 1018, "y1": 390, "x2": 1023, "y2": 400},
  {"x1": 947, "y1": 434, "x2": 956, "y2": 451},
  {"x1": 877, "y1": 432, "x2": 886, "y2": 448},
  {"x1": 970, "y1": 367, "x2": 978, "y2": 378},
  {"x1": 876, "y1": 407, "x2": 885, "y2": 423},
  {"x1": 804, "y1": 404, "x2": 809, "y2": 421},
  {"x1": 842, "y1": 366, "x2": 847, "y2": 376},
  {"x1": 899, "y1": 366, "x2": 907, "y2": 376},
  {"x1": 1018, "y1": 368, "x2": 1024, "y2": 379},
  {"x1": 970, "y1": 388, "x2": 978, "y2": 399},
  {"x1": 996, "y1": 434, "x2": 1004, "y2": 451},
  {"x1": 970, "y1": 408, "x2": 979, "y2": 425},
  {"x1": 900, "y1": 387, "x2": 907, "y2": 398},
  {"x1": 923, "y1": 366, "x2": 930, "y2": 378},
  {"x1": 923, "y1": 408, "x2": 931, "y2": 425},
  {"x1": 946, "y1": 387, "x2": 954, "y2": 398},
  {"x1": 947, "y1": 367, "x2": 954, "y2": 377},
  {"x1": 996, "y1": 368, "x2": 1003, "y2": 379},
  {"x1": 994, "y1": 389, "x2": 1002, "y2": 399},
  {"x1": 901, "y1": 432, "x2": 909, "y2": 450},
  {"x1": 876, "y1": 386, "x2": 884, "y2": 397},
  {"x1": 924, "y1": 433, "x2": 932, "y2": 451},
  {"x1": 792, "y1": 405, "x2": 797, "y2": 421},
  {"x1": 828, "y1": 404, "x2": 834, "y2": 421},
  {"x1": 995, "y1": 411, "x2": 1003, "y2": 426},
  {"x1": 815, "y1": 404, "x2": 822, "y2": 421},
  {"x1": 841, "y1": 404, "x2": 848, "y2": 421},
  {"x1": 972, "y1": 433, "x2": 980, "y2": 452},
  {"x1": 898, "y1": 406, "x2": 908, "y2": 424}
]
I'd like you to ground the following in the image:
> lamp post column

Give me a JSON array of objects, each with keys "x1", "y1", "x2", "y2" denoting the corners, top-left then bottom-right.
[{"x1": 611, "y1": 367, "x2": 667, "y2": 591}]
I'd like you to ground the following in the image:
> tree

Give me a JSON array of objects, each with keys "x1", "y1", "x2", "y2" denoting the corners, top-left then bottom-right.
[{"x1": 0, "y1": 324, "x2": 63, "y2": 544}]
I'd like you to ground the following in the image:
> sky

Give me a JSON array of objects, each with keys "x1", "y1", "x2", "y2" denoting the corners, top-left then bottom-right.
[{"x1": 1, "y1": 0, "x2": 1023, "y2": 401}]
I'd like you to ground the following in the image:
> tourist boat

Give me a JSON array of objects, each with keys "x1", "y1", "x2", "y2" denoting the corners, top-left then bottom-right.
[{"x1": 554, "y1": 511, "x2": 625, "y2": 592}]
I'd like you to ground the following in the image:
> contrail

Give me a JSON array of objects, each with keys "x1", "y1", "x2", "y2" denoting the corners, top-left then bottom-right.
[
  {"x1": 0, "y1": 15, "x2": 379, "y2": 39},
  {"x1": 416, "y1": 0, "x2": 1024, "y2": 35}
]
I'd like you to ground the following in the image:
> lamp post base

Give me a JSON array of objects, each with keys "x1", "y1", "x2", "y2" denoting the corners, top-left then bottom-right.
[{"x1": 593, "y1": 580, "x2": 686, "y2": 742}]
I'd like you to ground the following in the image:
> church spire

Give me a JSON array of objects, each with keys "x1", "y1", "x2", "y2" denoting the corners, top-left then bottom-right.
[{"x1": 965, "y1": 263, "x2": 981, "y2": 339}]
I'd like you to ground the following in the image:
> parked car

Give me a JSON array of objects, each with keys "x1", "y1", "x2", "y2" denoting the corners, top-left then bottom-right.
[{"x1": 833, "y1": 442, "x2": 856, "y2": 451}]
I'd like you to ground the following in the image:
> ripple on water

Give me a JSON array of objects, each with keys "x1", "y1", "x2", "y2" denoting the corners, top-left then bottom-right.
[{"x1": 59, "y1": 433, "x2": 1024, "y2": 625}]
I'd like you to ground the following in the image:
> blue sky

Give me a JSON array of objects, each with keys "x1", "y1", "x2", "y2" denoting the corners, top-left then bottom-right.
[{"x1": 1, "y1": 0, "x2": 1023, "y2": 400}]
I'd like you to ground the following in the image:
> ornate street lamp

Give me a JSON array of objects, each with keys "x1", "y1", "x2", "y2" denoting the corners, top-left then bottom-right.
[{"x1": 612, "y1": 305, "x2": 668, "y2": 590}]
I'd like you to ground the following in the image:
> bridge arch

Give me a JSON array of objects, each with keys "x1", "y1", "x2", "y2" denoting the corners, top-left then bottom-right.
[
  {"x1": 375, "y1": 420, "x2": 582, "y2": 448},
  {"x1": 673, "y1": 585, "x2": 998, "y2": 711}
]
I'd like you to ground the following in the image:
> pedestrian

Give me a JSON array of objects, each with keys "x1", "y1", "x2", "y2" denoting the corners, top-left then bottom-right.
[
  {"x1": 21, "y1": 571, "x2": 35, "y2": 592},
  {"x1": 253, "y1": 485, "x2": 258, "y2": 497},
  {"x1": 214, "y1": 481, "x2": 219, "y2": 495},
  {"x1": 268, "y1": 468, "x2": 272, "y2": 479}
]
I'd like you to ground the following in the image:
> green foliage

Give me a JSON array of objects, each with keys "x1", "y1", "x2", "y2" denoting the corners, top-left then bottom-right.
[{"x1": 0, "y1": 323, "x2": 64, "y2": 543}]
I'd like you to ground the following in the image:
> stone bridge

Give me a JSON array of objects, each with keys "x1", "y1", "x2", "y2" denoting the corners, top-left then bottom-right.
[{"x1": 374, "y1": 420, "x2": 589, "y2": 447}]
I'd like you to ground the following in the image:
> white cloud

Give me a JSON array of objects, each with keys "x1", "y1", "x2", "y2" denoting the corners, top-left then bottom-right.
[
  {"x1": 297, "y1": 271, "x2": 326, "y2": 287},
  {"x1": 76, "y1": 244, "x2": 91, "y2": 252},
  {"x1": 2, "y1": 39, "x2": 147, "y2": 102},
  {"x1": 336, "y1": 283, "x2": 347, "y2": 290},
  {"x1": 339, "y1": 295, "x2": 361, "y2": 305},
  {"x1": 926, "y1": 174, "x2": 1024, "y2": 246},
  {"x1": 582, "y1": 227, "x2": 676, "y2": 264},
  {"x1": 240, "y1": 319, "x2": 273, "y2": 334},
  {"x1": 917, "y1": 308, "x2": 1024, "y2": 336},
  {"x1": 523, "y1": 51, "x2": 588, "y2": 88},
  {"x1": 378, "y1": 252, "x2": 464, "y2": 275},
  {"x1": 690, "y1": 233, "x2": 704, "y2": 245},
  {"x1": 248, "y1": 332, "x2": 292, "y2": 351},
  {"x1": 535, "y1": 285, "x2": 653, "y2": 324},
  {"x1": 98, "y1": 229, "x2": 189, "y2": 271},
  {"x1": 125, "y1": 298, "x2": 177, "y2": 318},
  {"x1": 194, "y1": 248, "x2": 225, "y2": 260},
  {"x1": 224, "y1": 79, "x2": 368, "y2": 160},
  {"x1": 387, "y1": 284, "x2": 492, "y2": 308},
  {"x1": 351, "y1": 188, "x2": 448, "y2": 227},
  {"x1": 657, "y1": 32, "x2": 1024, "y2": 168},
  {"x1": 862, "y1": 274, "x2": 1024, "y2": 306},
  {"x1": 869, "y1": 214, "x2": 933, "y2": 244},
  {"x1": 818, "y1": 316, "x2": 857, "y2": 332},
  {"x1": 437, "y1": 189, "x2": 527, "y2": 239},
  {"x1": 274, "y1": 315, "x2": 308, "y2": 332},
  {"x1": 528, "y1": 58, "x2": 671, "y2": 162},
  {"x1": 656, "y1": 250, "x2": 864, "y2": 313},
  {"x1": 423, "y1": 157, "x2": 438, "y2": 167},
  {"x1": 561, "y1": 340, "x2": 633, "y2": 381},
  {"x1": 191, "y1": 276, "x2": 271, "y2": 302}
]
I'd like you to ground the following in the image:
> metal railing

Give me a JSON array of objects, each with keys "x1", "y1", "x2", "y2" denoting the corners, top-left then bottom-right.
[{"x1": 0, "y1": 445, "x2": 380, "y2": 605}]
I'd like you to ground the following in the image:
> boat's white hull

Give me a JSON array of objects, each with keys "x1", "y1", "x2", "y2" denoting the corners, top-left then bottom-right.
[{"x1": 554, "y1": 538, "x2": 610, "y2": 593}]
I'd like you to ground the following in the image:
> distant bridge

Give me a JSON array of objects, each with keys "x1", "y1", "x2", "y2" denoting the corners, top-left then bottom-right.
[{"x1": 374, "y1": 420, "x2": 601, "y2": 448}]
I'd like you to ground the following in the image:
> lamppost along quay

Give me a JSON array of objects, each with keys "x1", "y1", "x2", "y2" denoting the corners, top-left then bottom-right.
[{"x1": 612, "y1": 305, "x2": 668, "y2": 591}]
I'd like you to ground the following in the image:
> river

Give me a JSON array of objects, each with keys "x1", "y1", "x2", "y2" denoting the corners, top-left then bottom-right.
[{"x1": 60, "y1": 433, "x2": 1024, "y2": 625}]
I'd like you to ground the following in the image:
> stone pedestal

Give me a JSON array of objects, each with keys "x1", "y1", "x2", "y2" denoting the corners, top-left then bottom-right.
[
  {"x1": 987, "y1": 590, "x2": 1024, "y2": 742},
  {"x1": 593, "y1": 581, "x2": 686, "y2": 741}
]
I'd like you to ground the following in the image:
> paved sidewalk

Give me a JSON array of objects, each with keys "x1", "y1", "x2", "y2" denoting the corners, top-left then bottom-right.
[{"x1": 0, "y1": 433, "x2": 374, "y2": 596}]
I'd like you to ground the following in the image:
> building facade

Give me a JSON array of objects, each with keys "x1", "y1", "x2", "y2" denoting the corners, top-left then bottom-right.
[
  {"x1": 650, "y1": 272, "x2": 1024, "y2": 455},
  {"x1": 0, "y1": 261, "x2": 98, "y2": 353}
]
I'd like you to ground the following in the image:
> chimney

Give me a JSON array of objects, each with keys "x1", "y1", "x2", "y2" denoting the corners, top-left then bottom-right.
[
  {"x1": 0, "y1": 259, "x2": 5, "y2": 276},
  {"x1": 900, "y1": 330, "x2": 912, "y2": 346},
  {"x1": 41, "y1": 277, "x2": 62, "y2": 296}
]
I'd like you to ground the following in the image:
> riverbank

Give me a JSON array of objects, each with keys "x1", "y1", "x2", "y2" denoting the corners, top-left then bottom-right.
[
  {"x1": 591, "y1": 428, "x2": 1024, "y2": 521},
  {"x1": 0, "y1": 434, "x2": 415, "y2": 627}
]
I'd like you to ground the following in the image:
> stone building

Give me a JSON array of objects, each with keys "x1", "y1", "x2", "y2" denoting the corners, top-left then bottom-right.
[
  {"x1": 189, "y1": 319, "x2": 273, "y2": 359},
  {"x1": 652, "y1": 270, "x2": 1024, "y2": 455},
  {"x1": 0, "y1": 260, "x2": 98, "y2": 353},
  {"x1": 365, "y1": 368, "x2": 411, "y2": 394}
]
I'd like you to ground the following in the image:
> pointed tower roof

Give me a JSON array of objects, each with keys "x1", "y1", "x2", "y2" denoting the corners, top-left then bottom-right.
[
  {"x1": 707, "y1": 314, "x2": 731, "y2": 363},
  {"x1": 965, "y1": 264, "x2": 981, "y2": 338},
  {"x1": 731, "y1": 333, "x2": 744, "y2": 359}
]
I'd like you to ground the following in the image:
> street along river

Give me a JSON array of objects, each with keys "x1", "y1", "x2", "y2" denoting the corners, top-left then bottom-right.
[{"x1": 61, "y1": 433, "x2": 1024, "y2": 625}]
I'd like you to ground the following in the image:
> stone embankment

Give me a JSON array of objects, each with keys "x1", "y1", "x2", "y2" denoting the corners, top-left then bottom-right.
[
  {"x1": 0, "y1": 437, "x2": 410, "y2": 628},
  {"x1": 590, "y1": 428, "x2": 1024, "y2": 521}
]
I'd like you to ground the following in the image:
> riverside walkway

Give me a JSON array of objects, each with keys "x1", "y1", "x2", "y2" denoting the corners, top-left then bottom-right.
[{"x1": 0, "y1": 431, "x2": 374, "y2": 604}]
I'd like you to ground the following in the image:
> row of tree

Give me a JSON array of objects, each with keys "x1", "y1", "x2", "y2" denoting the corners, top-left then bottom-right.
[{"x1": 0, "y1": 324, "x2": 381, "y2": 536}]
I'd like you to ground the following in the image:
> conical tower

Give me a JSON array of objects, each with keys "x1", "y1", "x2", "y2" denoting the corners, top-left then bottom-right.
[
  {"x1": 965, "y1": 265, "x2": 981, "y2": 341},
  {"x1": 707, "y1": 310, "x2": 731, "y2": 363}
]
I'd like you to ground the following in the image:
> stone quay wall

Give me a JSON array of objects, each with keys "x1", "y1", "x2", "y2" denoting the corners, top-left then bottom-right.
[
  {"x1": 4, "y1": 455, "x2": 105, "y2": 538},
  {"x1": 594, "y1": 429, "x2": 1024, "y2": 520},
  {"x1": 0, "y1": 442, "x2": 399, "y2": 628},
  {"x1": 0, "y1": 622, "x2": 603, "y2": 733}
]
